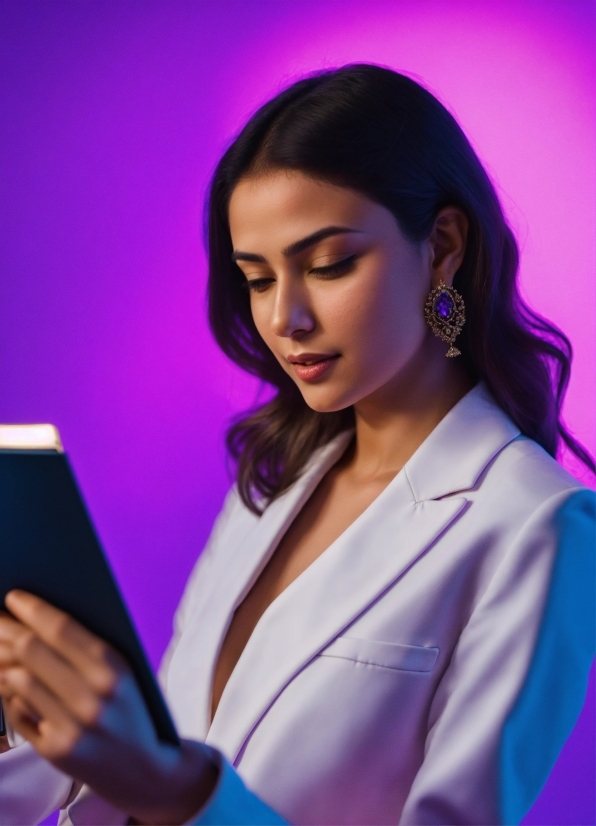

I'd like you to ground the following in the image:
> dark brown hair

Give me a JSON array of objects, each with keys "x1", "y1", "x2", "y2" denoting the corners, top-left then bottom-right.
[{"x1": 206, "y1": 64, "x2": 594, "y2": 514}]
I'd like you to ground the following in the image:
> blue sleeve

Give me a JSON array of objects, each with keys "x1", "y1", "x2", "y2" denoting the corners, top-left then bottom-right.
[
  {"x1": 400, "y1": 487, "x2": 595, "y2": 825},
  {"x1": 189, "y1": 748, "x2": 288, "y2": 825},
  {"x1": 499, "y1": 488, "x2": 596, "y2": 823}
]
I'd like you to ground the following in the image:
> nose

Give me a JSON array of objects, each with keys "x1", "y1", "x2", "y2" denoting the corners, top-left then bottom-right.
[{"x1": 270, "y1": 276, "x2": 315, "y2": 338}]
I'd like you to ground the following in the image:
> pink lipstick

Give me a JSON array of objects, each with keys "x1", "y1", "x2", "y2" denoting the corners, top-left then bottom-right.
[{"x1": 287, "y1": 352, "x2": 340, "y2": 382}]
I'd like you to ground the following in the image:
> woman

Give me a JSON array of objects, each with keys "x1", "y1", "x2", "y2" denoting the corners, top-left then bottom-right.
[{"x1": 0, "y1": 64, "x2": 594, "y2": 825}]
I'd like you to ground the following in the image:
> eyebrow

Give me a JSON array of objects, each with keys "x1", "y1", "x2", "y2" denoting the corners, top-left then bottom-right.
[{"x1": 231, "y1": 226, "x2": 362, "y2": 263}]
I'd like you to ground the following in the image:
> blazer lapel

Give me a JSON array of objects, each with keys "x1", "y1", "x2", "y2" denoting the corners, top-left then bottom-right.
[
  {"x1": 169, "y1": 431, "x2": 355, "y2": 739},
  {"x1": 205, "y1": 383, "x2": 521, "y2": 762},
  {"x1": 206, "y1": 480, "x2": 467, "y2": 762}
]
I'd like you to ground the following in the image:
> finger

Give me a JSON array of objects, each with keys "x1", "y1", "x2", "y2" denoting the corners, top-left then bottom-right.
[
  {"x1": 9, "y1": 693, "x2": 38, "y2": 719},
  {"x1": 5, "y1": 591, "x2": 107, "y2": 663},
  {"x1": 1, "y1": 612, "x2": 103, "y2": 702},
  {"x1": 2, "y1": 690, "x2": 81, "y2": 763},
  {"x1": 8, "y1": 629, "x2": 111, "y2": 726},
  {"x1": 0, "y1": 666, "x2": 79, "y2": 734},
  {"x1": 0, "y1": 613, "x2": 30, "y2": 667},
  {"x1": 5, "y1": 591, "x2": 127, "y2": 690},
  {"x1": 0, "y1": 611, "x2": 25, "y2": 644},
  {"x1": 2, "y1": 694, "x2": 40, "y2": 742},
  {"x1": 0, "y1": 675, "x2": 44, "y2": 745},
  {"x1": 0, "y1": 641, "x2": 17, "y2": 667},
  {"x1": 3, "y1": 692, "x2": 41, "y2": 728}
]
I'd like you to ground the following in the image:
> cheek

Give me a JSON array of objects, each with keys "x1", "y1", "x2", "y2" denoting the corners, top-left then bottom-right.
[
  {"x1": 324, "y1": 262, "x2": 427, "y2": 365},
  {"x1": 249, "y1": 297, "x2": 273, "y2": 344}
]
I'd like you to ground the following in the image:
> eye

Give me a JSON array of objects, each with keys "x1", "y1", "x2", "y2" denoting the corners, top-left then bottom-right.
[
  {"x1": 309, "y1": 254, "x2": 358, "y2": 278},
  {"x1": 243, "y1": 277, "x2": 274, "y2": 293}
]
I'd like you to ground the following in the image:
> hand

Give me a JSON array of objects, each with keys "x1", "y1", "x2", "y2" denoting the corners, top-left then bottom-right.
[{"x1": 0, "y1": 591, "x2": 218, "y2": 824}]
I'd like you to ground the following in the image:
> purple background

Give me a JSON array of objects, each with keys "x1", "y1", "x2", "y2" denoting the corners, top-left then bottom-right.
[{"x1": 1, "y1": 1, "x2": 594, "y2": 823}]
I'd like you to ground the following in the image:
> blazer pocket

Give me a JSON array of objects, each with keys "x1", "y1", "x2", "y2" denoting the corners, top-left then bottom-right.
[{"x1": 319, "y1": 636, "x2": 439, "y2": 673}]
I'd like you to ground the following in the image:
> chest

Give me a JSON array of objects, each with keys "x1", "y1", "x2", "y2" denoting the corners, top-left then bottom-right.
[
  {"x1": 248, "y1": 467, "x2": 394, "y2": 610},
  {"x1": 164, "y1": 455, "x2": 499, "y2": 746},
  {"x1": 210, "y1": 465, "x2": 395, "y2": 719},
  {"x1": 166, "y1": 488, "x2": 487, "y2": 747}
]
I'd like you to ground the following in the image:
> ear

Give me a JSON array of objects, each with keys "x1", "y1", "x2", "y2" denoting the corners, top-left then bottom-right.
[{"x1": 427, "y1": 207, "x2": 468, "y2": 288}]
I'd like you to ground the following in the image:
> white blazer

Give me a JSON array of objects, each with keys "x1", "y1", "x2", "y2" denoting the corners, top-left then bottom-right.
[{"x1": 1, "y1": 382, "x2": 594, "y2": 825}]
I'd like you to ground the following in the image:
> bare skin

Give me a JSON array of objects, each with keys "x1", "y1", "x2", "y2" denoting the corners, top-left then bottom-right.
[
  {"x1": 0, "y1": 170, "x2": 472, "y2": 820},
  {"x1": 212, "y1": 172, "x2": 472, "y2": 718}
]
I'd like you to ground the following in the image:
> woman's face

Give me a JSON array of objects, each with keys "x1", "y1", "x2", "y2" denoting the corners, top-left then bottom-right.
[{"x1": 228, "y1": 170, "x2": 455, "y2": 413}]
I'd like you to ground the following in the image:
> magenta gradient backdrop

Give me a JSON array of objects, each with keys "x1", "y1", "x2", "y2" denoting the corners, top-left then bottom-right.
[{"x1": 1, "y1": 1, "x2": 594, "y2": 823}]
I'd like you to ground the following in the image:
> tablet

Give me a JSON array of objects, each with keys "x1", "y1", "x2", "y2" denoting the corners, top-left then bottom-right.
[{"x1": 0, "y1": 424, "x2": 179, "y2": 745}]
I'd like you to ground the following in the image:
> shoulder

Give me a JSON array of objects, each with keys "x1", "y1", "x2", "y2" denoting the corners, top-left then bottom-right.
[
  {"x1": 477, "y1": 433, "x2": 592, "y2": 513},
  {"x1": 463, "y1": 435, "x2": 595, "y2": 602},
  {"x1": 405, "y1": 380, "x2": 593, "y2": 533},
  {"x1": 449, "y1": 381, "x2": 592, "y2": 514},
  {"x1": 419, "y1": 381, "x2": 595, "y2": 568}
]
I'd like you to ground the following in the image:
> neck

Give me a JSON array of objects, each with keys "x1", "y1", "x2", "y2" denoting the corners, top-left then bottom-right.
[{"x1": 347, "y1": 337, "x2": 475, "y2": 481}]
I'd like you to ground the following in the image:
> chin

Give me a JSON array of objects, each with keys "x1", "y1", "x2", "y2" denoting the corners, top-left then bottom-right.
[{"x1": 300, "y1": 387, "x2": 356, "y2": 415}]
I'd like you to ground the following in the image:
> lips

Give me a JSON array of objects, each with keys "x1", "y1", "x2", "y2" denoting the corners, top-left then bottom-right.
[
  {"x1": 287, "y1": 353, "x2": 340, "y2": 382},
  {"x1": 287, "y1": 352, "x2": 339, "y2": 365}
]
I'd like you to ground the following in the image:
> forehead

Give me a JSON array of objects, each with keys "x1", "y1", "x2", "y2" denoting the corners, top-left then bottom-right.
[{"x1": 228, "y1": 170, "x2": 377, "y2": 251}]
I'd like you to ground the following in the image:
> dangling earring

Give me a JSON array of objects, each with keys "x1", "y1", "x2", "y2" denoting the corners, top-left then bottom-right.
[{"x1": 424, "y1": 279, "x2": 466, "y2": 357}]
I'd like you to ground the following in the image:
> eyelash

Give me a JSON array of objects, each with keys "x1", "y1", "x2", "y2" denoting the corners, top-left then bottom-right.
[
  {"x1": 310, "y1": 254, "x2": 358, "y2": 277},
  {"x1": 243, "y1": 255, "x2": 358, "y2": 293}
]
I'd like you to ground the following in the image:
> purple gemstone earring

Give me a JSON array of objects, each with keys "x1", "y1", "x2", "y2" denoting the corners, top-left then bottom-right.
[{"x1": 423, "y1": 279, "x2": 466, "y2": 357}]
